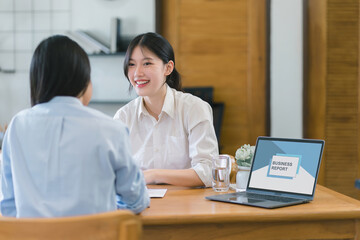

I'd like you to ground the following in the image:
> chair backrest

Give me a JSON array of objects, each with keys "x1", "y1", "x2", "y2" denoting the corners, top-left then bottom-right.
[
  {"x1": 0, "y1": 210, "x2": 141, "y2": 240},
  {"x1": 183, "y1": 87, "x2": 214, "y2": 105},
  {"x1": 212, "y1": 102, "x2": 225, "y2": 151}
]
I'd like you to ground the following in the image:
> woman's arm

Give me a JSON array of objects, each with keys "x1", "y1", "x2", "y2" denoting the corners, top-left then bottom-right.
[
  {"x1": 143, "y1": 168, "x2": 204, "y2": 187},
  {"x1": 185, "y1": 100, "x2": 219, "y2": 187},
  {"x1": 143, "y1": 97, "x2": 219, "y2": 188}
]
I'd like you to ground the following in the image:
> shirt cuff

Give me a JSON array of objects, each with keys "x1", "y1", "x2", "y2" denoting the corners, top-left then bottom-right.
[{"x1": 192, "y1": 163, "x2": 212, "y2": 187}]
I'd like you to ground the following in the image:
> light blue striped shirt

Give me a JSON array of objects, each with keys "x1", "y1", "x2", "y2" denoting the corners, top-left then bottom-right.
[{"x1": 0, "y1": 96, "x2": 149, "y2": 217}]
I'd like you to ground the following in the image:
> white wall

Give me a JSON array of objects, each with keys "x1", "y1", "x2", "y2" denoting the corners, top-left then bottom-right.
[
  {"x1": 90, "y1": 54, "x2": 137, "y2": 102},
  {"x1": 0, "y1": 0, "x2": 155, "y2": 125},
  {"x1": 270, "y1": 0, "x2": 303, "y2": 138},
  {"x1": 71, "y1": 0, "x2": 156, "y2": 46}
]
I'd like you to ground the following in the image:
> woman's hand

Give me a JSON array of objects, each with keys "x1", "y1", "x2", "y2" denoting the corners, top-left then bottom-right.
[{"x1": 143, "y1": 169, "x2": 159, "y2": 184}]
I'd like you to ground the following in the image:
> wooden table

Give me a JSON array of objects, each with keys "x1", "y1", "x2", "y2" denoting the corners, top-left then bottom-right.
[{"x1": 141, "y1": 185, "x2": 360, "y2": 240}]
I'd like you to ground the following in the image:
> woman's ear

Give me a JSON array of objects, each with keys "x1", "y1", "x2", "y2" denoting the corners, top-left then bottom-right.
[
  {"x1": 78, "y1": 81, "x2": 93, "y2": 106},
  {"x1": 165, "y1": 60, "x2": 174, "y2": 76}
]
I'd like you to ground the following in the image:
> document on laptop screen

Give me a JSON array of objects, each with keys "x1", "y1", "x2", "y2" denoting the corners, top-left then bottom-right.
[{"x1": 248, "y1": 139, "x2": 323, "y2": 195}]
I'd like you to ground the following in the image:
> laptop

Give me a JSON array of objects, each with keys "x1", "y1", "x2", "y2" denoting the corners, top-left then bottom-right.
[{"x1": 206, "y1": 136, "x2": 325, "y2": 209}]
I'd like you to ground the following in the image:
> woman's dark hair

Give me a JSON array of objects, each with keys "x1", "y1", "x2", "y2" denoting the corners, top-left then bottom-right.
[
  {"x1": 30, "y1": 35, "x2": 91, "y2": 106},
  {"x1": 123, "y1": 32, "x2": 182, "y2": 91}
]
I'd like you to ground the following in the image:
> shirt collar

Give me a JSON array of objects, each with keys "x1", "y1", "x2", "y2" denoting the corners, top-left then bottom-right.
[
  {"x1": 48, "y1": 96, "x2": 83, "y2": 106},
  {"x1": 162, "y1": 85, "x2": 175, "y2": 119},
  {"x1": 137, "y1": 85, "x2": 175, "y2": 120},
  {"x1": 138, "y1": 97, "x2": 148, "y2": 119}
]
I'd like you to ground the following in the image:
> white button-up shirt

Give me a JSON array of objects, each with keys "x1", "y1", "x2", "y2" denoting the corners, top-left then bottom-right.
[{"x1": 114, "y1": 85, "x2": 219, "y2": 187}]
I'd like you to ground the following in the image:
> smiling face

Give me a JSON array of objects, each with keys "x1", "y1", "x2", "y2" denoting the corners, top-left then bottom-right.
[{"x1": 127, "y1": 46, "x2": 173, "y2": 99}]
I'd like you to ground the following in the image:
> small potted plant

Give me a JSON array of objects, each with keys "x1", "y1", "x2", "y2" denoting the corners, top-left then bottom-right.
[{"x1": 235, "y1": 144, "x2": 255, "y2": 190}]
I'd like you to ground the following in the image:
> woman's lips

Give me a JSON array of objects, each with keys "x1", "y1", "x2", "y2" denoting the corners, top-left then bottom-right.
[{"x1": 135, "y1": 80, "x2": 150, "y2": 88}]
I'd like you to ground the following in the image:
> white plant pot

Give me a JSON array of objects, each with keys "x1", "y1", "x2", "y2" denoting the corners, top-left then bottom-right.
[{"x1": 236, "y1": 166, "x2": 251, "y2": 191}]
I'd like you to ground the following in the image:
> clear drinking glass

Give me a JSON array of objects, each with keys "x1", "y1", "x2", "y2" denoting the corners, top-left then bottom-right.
[{"x1": 212, "y1": 154, "x2": 231, "y2": 192}]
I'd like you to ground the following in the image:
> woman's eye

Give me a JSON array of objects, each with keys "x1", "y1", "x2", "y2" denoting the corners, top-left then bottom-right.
[
  {"x1": 144, "y1": 62, "x2": 152, "y2": 66},
  {"x1": 128, "y1": 63, "x2": 135, "y2": 67}
]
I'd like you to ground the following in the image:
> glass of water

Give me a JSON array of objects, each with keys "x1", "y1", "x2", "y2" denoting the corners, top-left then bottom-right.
[{"x1": 212, "y1": 154, "x2": 231, "y2": 192}]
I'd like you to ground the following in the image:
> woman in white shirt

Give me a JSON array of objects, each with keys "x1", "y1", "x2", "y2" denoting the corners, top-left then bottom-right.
[{"x1": 114, "y1": 32, "x2": 218, "y2": 187}]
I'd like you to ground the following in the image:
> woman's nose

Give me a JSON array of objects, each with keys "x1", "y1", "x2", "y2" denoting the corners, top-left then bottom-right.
[{"x1": 134, "y1": 65, "x2": 144, "y2": 76}]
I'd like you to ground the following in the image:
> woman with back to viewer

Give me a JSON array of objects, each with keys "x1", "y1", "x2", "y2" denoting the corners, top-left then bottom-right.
[
  {"x1": 0, "y1": 35, "x2": 149, "y2": 217},
  {"x1": 113, "y1": 32, "x2": 219, "y2": 187}
]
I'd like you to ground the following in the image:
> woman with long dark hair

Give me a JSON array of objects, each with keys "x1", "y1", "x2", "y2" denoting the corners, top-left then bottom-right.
[{"x1": 1, "y1": 35, "x2": 149, "y2": 217}]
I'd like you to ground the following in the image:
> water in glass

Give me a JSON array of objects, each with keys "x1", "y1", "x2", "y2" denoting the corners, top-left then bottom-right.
[{"x1": 212, "y1": 154, "x2": 230, "y2": 192}]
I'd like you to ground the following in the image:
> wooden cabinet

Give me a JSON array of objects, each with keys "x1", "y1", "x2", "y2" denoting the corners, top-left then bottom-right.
[{"x1": 159, "y1": 0, "x2": 269, "y2": 155}]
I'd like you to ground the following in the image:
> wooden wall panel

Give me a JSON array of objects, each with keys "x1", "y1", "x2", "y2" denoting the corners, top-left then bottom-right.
[
  {"x1": 305, "y1": 0, "x2": 327, "y2": 187},
  {"x1": 160, "y1": 0, "x2": 268, "y2": 155},
  {"x1": 326, "y1": 0, "x2": 359, "y2": 198},
  {"x1": 305, "y1": 0, "x2": 360, "y2": 198},
  {"x1": 247, "y1": 0, "x2": 268, "y2": 145}
]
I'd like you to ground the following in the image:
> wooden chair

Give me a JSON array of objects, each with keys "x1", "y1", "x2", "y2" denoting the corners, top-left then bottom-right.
[{"x1": 0, "y1": 210, "x2": 141, "y2": 240}]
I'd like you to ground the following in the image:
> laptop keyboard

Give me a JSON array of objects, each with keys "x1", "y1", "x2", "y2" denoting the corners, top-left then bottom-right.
[{"x1": 244, "y1": 192, "x2": 300, "y2": 203}]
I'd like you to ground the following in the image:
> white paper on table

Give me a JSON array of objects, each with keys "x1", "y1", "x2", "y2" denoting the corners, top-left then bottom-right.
[{"x1": 148, "y1": 189, "x2": 167, "y2": 198}]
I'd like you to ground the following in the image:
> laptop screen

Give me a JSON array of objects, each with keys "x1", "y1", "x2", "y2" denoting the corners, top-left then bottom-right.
[{"x1": 248, "y1": 137, "x2": 324, "y2": 196}]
